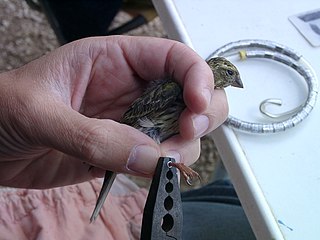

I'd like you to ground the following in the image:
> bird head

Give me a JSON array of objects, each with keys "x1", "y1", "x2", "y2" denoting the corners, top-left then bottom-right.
[{"x1": 207, "y1": 57, "x2": 243, "y2": 89}]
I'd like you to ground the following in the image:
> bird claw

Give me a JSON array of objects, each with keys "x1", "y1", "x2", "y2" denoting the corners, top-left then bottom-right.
[{"x1": 168, "y1": 162, "x2": 201, "y2": 186}]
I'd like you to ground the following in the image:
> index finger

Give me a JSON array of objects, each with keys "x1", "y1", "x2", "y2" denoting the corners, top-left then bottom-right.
[{"x1": 117, "y1": 36, "x2": 214, "y2": 114}]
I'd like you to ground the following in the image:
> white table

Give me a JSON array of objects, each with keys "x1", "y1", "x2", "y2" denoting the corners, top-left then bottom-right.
[{"x1": 152, "y1": 1, "x2": 320, "y2": 239}]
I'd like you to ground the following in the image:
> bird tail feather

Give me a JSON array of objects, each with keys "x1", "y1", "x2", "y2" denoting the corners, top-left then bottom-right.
[{"x1": 90, "y1": 171, "x2": 116, "y2": 223}]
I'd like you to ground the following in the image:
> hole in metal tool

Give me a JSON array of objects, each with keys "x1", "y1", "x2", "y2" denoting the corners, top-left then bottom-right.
[
  {"x1": 166, "y1": 170, "x2": 173, "y2": 180},
  {"x1": 161, "y1": 214, "x2": 174, "y2": 232},
  {"x1": 165, "y1": 182, "x2": 173, "y2": 193},
  {"x1": 164, "y1": 196, "x2": 173, "y2": 211}
]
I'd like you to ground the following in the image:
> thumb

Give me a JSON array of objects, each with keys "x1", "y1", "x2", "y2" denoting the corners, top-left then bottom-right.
[{"x1": 31, "y1": 102, "x2": 161, "y2": 176}]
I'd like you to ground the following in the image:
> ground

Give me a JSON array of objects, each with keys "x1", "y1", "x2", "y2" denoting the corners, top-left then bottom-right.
[{"x1": 0, "y1": 0, "x2": 221, "y2": 190}]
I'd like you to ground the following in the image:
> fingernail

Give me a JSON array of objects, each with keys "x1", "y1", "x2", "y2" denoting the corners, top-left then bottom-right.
[
  {"x1": 165, "y1": 151, "x2": 181, "y2": 163},
  {"x1": 126, "y1": 145, "x2": 159, "y2": 174},
  {"x1": 203, "y1": 88, "x2": 212, "y2": 107},
  {"x1": 193, "y1": 115, "x2": 209, "y2": 138}
]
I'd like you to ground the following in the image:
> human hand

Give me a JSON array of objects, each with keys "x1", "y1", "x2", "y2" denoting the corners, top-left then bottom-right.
[{"x1": 0, "y1": 36, "x2": 228, "y2": 188}]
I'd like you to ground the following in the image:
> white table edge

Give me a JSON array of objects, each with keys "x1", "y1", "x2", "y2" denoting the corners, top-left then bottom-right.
[{"x1": 211, "y1": 126, "x2": 283, "y2": 239}]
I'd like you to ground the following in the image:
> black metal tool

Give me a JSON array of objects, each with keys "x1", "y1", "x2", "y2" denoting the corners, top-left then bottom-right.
[{"x1": 141, "y1": 157, "x2": 183, "y2": 240}]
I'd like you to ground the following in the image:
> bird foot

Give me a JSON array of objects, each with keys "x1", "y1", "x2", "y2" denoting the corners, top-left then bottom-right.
[{"x1": 168, "y1": 162, "x2": 201, "y2": 186}]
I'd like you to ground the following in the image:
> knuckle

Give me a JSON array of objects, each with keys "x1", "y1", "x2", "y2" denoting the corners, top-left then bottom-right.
[{"x1": 77, "y1": 123, "x2": 109, "y2": 166}]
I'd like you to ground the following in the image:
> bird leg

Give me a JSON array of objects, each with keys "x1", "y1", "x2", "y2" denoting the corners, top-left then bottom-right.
[{"x1": 168, "y1": 162, "x2": 201, "y2": 186}]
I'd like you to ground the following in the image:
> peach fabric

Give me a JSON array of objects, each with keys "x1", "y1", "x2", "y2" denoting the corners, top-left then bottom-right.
[{"x1": 0, "y1": 175, "x2": 148, "y2": 240}]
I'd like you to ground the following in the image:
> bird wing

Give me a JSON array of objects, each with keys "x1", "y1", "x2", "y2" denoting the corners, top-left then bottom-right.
[{"x1": 121, "y1": 79, "x2": 182, "y2": 126}]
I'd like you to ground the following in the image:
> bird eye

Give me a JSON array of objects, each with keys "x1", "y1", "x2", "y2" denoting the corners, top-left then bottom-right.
[{"x1": 226, "y1": 69, "x2": 234, "y2": 76}]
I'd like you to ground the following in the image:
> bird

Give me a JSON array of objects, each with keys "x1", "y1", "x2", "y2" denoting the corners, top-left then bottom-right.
[{"x1": 90, "y1": 57, "x2": 243, "y2": 223}]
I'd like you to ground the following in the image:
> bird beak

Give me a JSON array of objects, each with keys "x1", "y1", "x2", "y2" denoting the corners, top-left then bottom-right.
[{"x1": 231, "y1": 76, "x2": 244, "y2": 88}]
